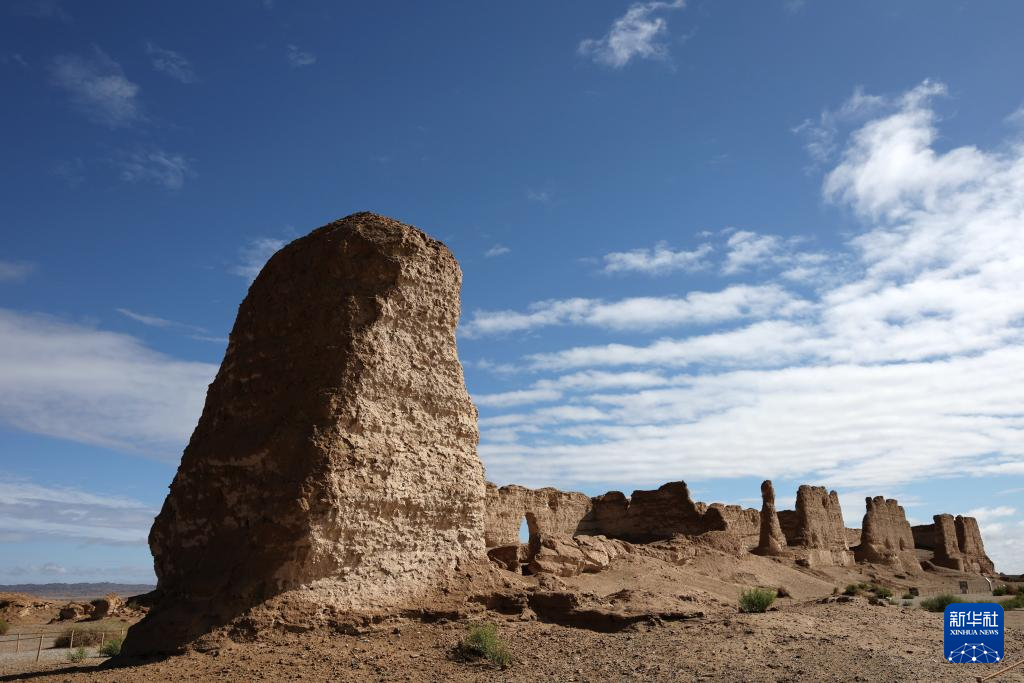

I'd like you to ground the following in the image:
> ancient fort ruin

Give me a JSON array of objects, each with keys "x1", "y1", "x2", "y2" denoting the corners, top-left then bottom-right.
[
  {"x1": 124, "y1": 213, "x2": 999, "y2": 656},
  {"x1": 483, "y1": 480, "x2": 993, "y2": 577}
]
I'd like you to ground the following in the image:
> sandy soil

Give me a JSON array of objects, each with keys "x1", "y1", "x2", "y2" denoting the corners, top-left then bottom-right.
[
  {"x1": 2, "y1": 545, "x2": 1020, "y2": 682},
  {"x1": 0, "y1": 600, "x2": 1021, "y2": 682}
]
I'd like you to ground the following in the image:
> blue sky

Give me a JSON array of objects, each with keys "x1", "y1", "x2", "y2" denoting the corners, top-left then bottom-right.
[{"x1": 1, "y1": 0, "x2": 1023, "y2": 582}]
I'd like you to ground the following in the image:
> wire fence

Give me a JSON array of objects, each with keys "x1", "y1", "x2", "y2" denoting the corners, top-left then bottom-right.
[
  {"x1": 913, "y1": 578, "x2": 999, "y2": 597},
  {"x1": 0, "y1": 625, "x2": 126, "y2": 660}
]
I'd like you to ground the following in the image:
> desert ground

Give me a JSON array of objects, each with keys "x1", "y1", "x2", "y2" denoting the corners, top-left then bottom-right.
[{"x1": 2, "y1": 548, "x2": 1021, "y2": 682}]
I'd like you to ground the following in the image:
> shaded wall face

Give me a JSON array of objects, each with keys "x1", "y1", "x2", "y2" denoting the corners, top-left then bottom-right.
[{"x1": 911, "y1": 524, "x2": 937, "y2": 550}]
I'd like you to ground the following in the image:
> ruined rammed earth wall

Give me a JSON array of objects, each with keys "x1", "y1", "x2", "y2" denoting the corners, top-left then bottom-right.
[
  {"x1": 484, "y1": 482, "x2": 994, "y2": 572},
  {"x1": 125, "y1": 213, "x2": 487, "y2": 655},
  {"x1": 484, "y1": 483, "x2": 593, "y2": 546},
  {"x1": 854, "y1": 497, "x2": 920, "y2": 572},
  {"x1": 483, "y1": 481, "x2": 759, "y2": 546},
  {"x1": 911, "y1": 514, "x2": 995, "y2": 574}
]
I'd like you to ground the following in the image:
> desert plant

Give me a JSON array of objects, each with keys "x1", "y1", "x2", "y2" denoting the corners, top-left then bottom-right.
[
  {"x1": 776, "y1": 586, "x2": 791, "y2": 598},
  {"x1": 55, "y1": 626, "x2": 105, "y2": 648},
  {"x1": 739, "y1": 588, "x2": 777, "y2": 613},
  {"x1": 992, "y1": 585, "x2": 1009, "y2": 596},
  {"x1": 99, "y1": 637, "x2": 122, "y2": 657},
  {"x1": 67, "y1": 646, "x2": 88, "y2": 663},
  {"x1": 872, "y1": 585, "x2": 893, "y2": 599},
  {"x1": 901, "y1": 592, "x2": 915, "y2": 600},
  {"x1": 0, "y1": 618, "x2": 8, "y2": 635},
  {"x1": 998, "y1": 592, "x2": 1024, "y2": 610},
  {"x1": 920, "y1": 594, "x2": 957, "y2": 612},
  {"x1": 457, "y1": 623, "x2": 512, "y2": 669}
]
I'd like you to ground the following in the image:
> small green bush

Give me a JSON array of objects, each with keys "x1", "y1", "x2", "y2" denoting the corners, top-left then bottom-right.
[
  {"x1": 99, "y1": 637, "x2": 122, "y2": 657},
  {"x1": 55, "y1": 627, "x2": 106, "y2": 648},
  {"x1": 872, "y1": 586, "x2": 893, "y2": 599},
  {"x1": 457, "y1": 623, "x2": 511, "y2": 669},
  {"x1": 920, "y1": 594, "x2": 957, "y2": 612},
  {"x1": 992, "y1": 585, "x2": 1009, "y2": 596},
  {"x1": 901, "y1": 592, "x2": 915, "y2": 600},
  {"x1": 67, "y1": 646, "x2": 87, "y2": 663},
  {"x1": 0, "y1": 618, "x2": 8, "y2": 636},
  {"x1": 843, "y1": 583, "x2": 862, "y2": 596},
  {"x1": 739, "y1": 588, "x2": 777, "y2": 613},
  {"x1": 999, "y1": 593, "x2": 1024, "y2": 610}
]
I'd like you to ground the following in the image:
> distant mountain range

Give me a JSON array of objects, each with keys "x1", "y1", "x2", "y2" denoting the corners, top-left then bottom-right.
[{"x1": 0, "y1": 582, "x2": 155, "y2": 599}]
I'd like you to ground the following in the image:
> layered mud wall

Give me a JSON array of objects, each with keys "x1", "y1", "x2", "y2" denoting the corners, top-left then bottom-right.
[{"x1": 125, "y1": 213, "x2": 487, "y2": 655}]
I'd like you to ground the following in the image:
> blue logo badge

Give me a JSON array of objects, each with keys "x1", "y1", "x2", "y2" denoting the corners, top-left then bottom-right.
[{"x1": 944, "y1": 603, "x2": 1004, "y2": 663}]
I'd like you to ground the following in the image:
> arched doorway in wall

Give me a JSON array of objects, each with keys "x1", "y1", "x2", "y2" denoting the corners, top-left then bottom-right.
[
  {"x1": 518, "y1": 516, "x2": 530, "y2": 544},
  {"x1": 519, "y1": 512, "x2": 540, "y2": 574}
]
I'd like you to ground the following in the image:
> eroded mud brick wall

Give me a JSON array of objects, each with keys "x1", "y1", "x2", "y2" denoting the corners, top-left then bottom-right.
[
  {"x1": 854, "y1": 497, "x2": 920, "y2": 571},
  {"x1": 484, "y1": 483, "x2": 594, "y2": 546},
  {"x1": 125, "y1": 213, "x2": 487, "y2": 655}
]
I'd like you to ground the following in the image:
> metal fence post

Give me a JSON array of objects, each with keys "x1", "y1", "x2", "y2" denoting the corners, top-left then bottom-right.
[
  {"x1": 35, "y1": 632, "x2": 42, "y2": 662},
  {"x1": 15, "y1": 632, "x2": 20, "y2": 653}
]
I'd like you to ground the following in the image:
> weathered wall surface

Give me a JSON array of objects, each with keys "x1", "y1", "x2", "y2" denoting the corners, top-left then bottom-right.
[
  {"x1": 704, "y1": 504, "x2": 760, "y2": 540},
  {"x1": 913, "y1": 514, "x2": 995, "y2": 574},
  {"x1": 955, "y1": 516, "x2": 996, "y2": 573},
  {"x1": 789, "y1": 485, "x2": 853, "y2": 567},
  {"x1": 911, "y1": 523, "x2": 936, "y2": 550},
  {"x1": 483, "y1": 480, "x2": 998, "y2": 574},
  {"x1": 125, "y1": 213, "x2": 487, "y2": 655},
  {"x1": 483, "y1": 481, "x2": 759, "y2": 546},
  {"x1": 929, "y1": 514, "x2": 966, "y2": 571},
  {"x1": 854, "y1": 497, "x2": 920, "y2": 572},
  {"x1": 484, "y1": 483, "x2": 593, "y2": 547},
  {"x1": 754, "y1": 480, "x2": 787, "y2": 556},
  {"x1": 589, "y1": 482, "x2": 706, "y2": 542}
]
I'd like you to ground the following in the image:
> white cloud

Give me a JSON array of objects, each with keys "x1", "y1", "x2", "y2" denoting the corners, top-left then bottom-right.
[
  {"x1": 145, "y1": 41, "x2": 196, "y2": 83},
  {"x1": 475, "y1": 83, "x2": 1024, "y2": 560},
  {"x1": 0, "y1": 260, "x2": 34, "y2": 282},
  {"x1": 116, "y1": 308, "x2": 176, "y2": 328},
  {"x1": 793, "y1": 85, "x2": 886, "y2": 164},
  {"x1": 603, "y1": 242, "x2": 712, "y2": 275},
  {"x1": 723, "y1": 230, "x2": 783, "y2": 274},
  {"x1": 474, "y1": 387, "x2": 563, "y2": 408},
  {"x1": 578, "y1": 0, "x2": 686, "y2": 68},
  {"x1": 0, "y1": 477, "x2": 155, "y2": 546},
  {"x1": 49, "y1": 47, "x2": 141, "y2": 127},
  {"x1": 232, "y1": 237, "x2": 286, "y2": 281},
  {"x1": 1, "y1": 53, "x2": 29, "y2": 67},
  {"x1": 485, "y1": 244, "x2": 511, "y2": 258},
  {"x1": 122, "y1": 151, "x2": 189, "y2": 184},
  {"x1": 462, "y1": 284, "x2": 804, "y2": 337},
  {"x1": 113, "y1": 146, "x2": 193, "y2": 190},
  {"x1": 116, "y1": 308, "x2": 213, "y2": 341},
  {"x1": 11, "y1": 0, "x2": 71, "y2": 22},
  {"x1": 286, "y1": 44, "x2": 316, "y2": 68},
  {"x1": 720, "y1": 230, "x2": 829, "y2": 278},
  {"x1": 526, "y1": 189, "x2": 551, "y2": 203},
  {"x1": 965, "y1": 506, "x2": 1024, "y2": 580},
  {"x1": 0, "y1": 308, "x2": 215, "y2": 455},
  {"x1": 1006, "y1": 105, "x2": 1024, "y2": 127}
]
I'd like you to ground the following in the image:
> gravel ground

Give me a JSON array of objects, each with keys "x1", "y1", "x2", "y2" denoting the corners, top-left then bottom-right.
[{"x1": 1, "y1": 602, "x2": 1021, "y2": 682}]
